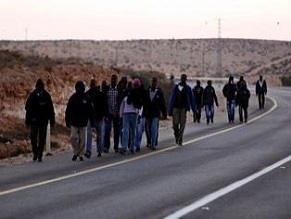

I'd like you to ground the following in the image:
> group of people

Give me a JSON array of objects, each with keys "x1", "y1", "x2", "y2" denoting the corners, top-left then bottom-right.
[{"x1": 24, "y1": 74, "x2": 267, "y2": 162}]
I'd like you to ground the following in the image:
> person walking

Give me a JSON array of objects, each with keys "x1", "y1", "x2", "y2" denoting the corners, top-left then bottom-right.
[
  {"x1": 192, "y1": 80, "x2": 204, "y2": 123},
  {"x1": 104, "y1": 74, "x2": 121, "y2": 153},
  {"x1": 202, "y1": 80, "x2": 219, "y2": 125},
  {"x1": 222, "y1": 76, "x2": 237, "y2": 123},
  {"x1": 168, "y1": 74, "x2": 196, "y2": 146},
  {"x1": 145, "y1": 77, "x2": 167, "y2": 150},
  {"x1": 236, "y1": 81, "x2": 251, "y2": 123},
  {"x1": 119, "y1": 78, "x2": 143, "y2": 155},
  {"x1": 85, "y1": 79, "x2": 107, "y2": 158},
  {"x1": 255, "y1": 75, "x2": 267, "y2": 109},
  {"x1": 25, "y1": 79, "x2": 55, "y2": 162},
  {"x1": 65, "y1": 81, "x2": 95, "y2": 161}
]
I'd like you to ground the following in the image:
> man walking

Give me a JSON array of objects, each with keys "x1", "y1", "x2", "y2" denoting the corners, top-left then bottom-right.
[
  {"x1": 25, "y1": 79, "x2": 55, "y2": 162},
  {"x1": 255, "y1": 75, "x2": 267, "y2": 109},
  {"x1": 222, "y1": 76, "x2": 237, "y2": 123},
  {"x1": 203, "y1": 80, "x2": 219, "y2": 125},
  {"x1": 169, "y1": 74, "x2": 196, "y2": 146},
  {"x1": 192, "y1": 80, "x2": 204, "y2": 123}
]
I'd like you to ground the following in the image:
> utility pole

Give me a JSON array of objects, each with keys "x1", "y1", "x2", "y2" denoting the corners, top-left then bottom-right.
[{"x1": 216, "y1": 18, "x2": 222, "y2": 77}]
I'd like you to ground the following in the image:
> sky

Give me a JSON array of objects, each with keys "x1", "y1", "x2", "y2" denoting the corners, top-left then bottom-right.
[{"x1": 1, "y1": 0, "x2": 291, "y2": 41}]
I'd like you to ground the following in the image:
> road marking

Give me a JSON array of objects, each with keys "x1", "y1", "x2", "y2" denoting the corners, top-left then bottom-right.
[
  {"x1": 164, "y1": 155, "x2": 291, "y2": 219},
  {"x1": 164, "y1": 96, "x2": 279, "y2": 219},
  {"x1": 0, "y1": 97, "x2": 277, "y2": 197}
]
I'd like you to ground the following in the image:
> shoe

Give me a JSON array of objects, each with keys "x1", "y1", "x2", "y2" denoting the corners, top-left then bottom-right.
[
  {"x1": 135, "y1": 148, "x2": 140, "y2": 152},
  {"x1": 119, "y1": 149, "x2": 126, "y2": 155},
  {"x1": 33, "y1": 155, "x2": 37, "y2": 162},
  {"x1": 150, "y1": 146, "x2": 156, "y2": 150},
  {"x1": 37, "y1": 158, "x2": 42, "y2": 162},
  {"x1": 130, "y1": 149, "x2": 135, "y2": 154},
  {"x1": 97, "y1": 152, "x2": 103, "y2": 157},
  {"x1": 178, "y1": 141, "x2": 183, "y2": 146},
  {"x1": 84, "y1": 151, "x2": 91, "y2": 159},
  {"x1": 79, "y1": 156, "x2": 84, "y2": 161},
  {"x1": 103, "y1": 148, "x2": 109, "y2": 153},
  {"x1": 114, "y1": 148, "x2": 119, "y2": 153},
  {"x1": 72, "y1": 155, "x2": 78, "y2": 161}
]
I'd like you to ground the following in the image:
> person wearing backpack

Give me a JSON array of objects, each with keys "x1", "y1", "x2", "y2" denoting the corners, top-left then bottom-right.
[{"x1": 236, "y1": 81, "x2": 251, "y2": 123}]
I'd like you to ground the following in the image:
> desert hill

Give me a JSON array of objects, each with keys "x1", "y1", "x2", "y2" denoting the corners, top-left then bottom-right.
[{"x1": 1, "y1": 38, "x2": 291, "y2": 85}]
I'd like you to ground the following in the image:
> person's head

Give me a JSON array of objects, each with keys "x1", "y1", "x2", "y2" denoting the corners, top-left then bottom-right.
[
  {"x1": 259, "y1": 75, "x2": 263, "y2": 81},
  {"x1": 196, "y1": 80, "x2": 201, "y2": 86},
  {"x1": 111, "y1": 74, "x2": 118, "y2": 86},
  {"x1": 151, "y1": 77, "x2": 158, "y2": 89},
  {"x1": 229, "y1": 75, "x2": 234, "y2": 83},
  {"x1": 75, "y1": 81, "x2": 85, "y2": 93},
  {"x1": 207, "y1": 80, "x2": 212, "y2": 86},
  {"x1": 239, "y1": 76, "x2": 244, "y2": 81},
  {"x1": 35, "y1": 79, "x2": 45, "y2": 92},
  {"x1": 119, "y1": 76, "x2": 128, "y2": 90},
  {"x1": 133, "y1": 78, "x2": 141, "y2": 88},
  {"x1": 89, "y1": 79, "x2": 97, "y2": 89},
  {"x1": 180, "y1": 74, "x2": 187, "y2": 85}
]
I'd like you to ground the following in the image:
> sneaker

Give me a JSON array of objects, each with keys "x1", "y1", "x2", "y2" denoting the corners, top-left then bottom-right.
[
  {"x1": 84, "y1": 151, "x2": 91, "y2": 159},
  {"x1": 33, "y1": 155, "x2": 37, "y2": 162},
  {"x1": 130, "y1": 149, "x2": 135, "y2": 154},
  {"x1": 150, "y1": 146, "x2": 156, "y2": 150},
  {"x1": 103, "y1": 148, "x2": 109, "y2": 153},
  {"x1": 97, "y1": 152, "x2": 103, "y2": 157},
  {"x1": 79, "y1": 156, "x2": 84, "y2": 161},
  {"x1": 135, "y1": 148, "x2": 140, "y2": 152},
  {"x1": 114, "y1": 148, "x2": 119, "y2": 153},
  {"x1": 37, "y1": 158, "x2": 42, "y2": 162},
  {"x1": 72, "y1": 155, "x2": 78, "y2": 161}
]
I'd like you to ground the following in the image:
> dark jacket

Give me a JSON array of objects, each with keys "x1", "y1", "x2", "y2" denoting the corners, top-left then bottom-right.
[
  {"x1": 192, "y1": 85, "x2": 204, "y2": 106},
  {"x1": 25, "y1": 89, "x2": 55, "y2": 126},
  {"x1": 65, "y1": 92, "x2": 94, "y2": 128},
  {"x1": 169, "y1": 83, "x2": 196, "y2": 114},
  {"x1": 203, "y1": 85, "x2": 218, "y2": 106},
  {"x1": 255, "y1": 80, "x2": 267, "y2": 95},
  {"x1": 222, "y1": 83, "x2": 237, "y2": 101},
  {"x1": 145, "y1": 87, "x2": 167, "y2": 119},
  {"x1": 86, "y1": 87, "x2": 107, "y2": 121},
  {"x1": 236, "y1": 88, "x2": 250, "y2": 108}
]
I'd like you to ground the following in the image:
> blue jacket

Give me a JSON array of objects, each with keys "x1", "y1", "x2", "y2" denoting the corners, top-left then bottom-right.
[{"x1": 169, "y1": 83, "x2": 196, "y2": 114}]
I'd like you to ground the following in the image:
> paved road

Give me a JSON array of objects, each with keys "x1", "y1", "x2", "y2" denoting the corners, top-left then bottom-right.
[{"x1": 0, "y1": 88, "x2": 290, "y2": 219}]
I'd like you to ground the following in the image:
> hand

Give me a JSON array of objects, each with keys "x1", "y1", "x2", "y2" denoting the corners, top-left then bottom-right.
[{"x1": 137, "y1": 115, "x2": 141, "y2": 124}]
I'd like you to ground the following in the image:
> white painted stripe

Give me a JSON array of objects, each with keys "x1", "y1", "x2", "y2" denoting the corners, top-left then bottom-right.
[
  {"x1": 164, "y1": 155, "x2": 291, "y2": 219},
  {"x1": 0, "y1": 96, "x2": 278, "y2": 197}
]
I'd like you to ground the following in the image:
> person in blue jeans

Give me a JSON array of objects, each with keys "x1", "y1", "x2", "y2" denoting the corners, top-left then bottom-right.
[
  {"x1": 145, "y1": 77, "x2": 167, "y2": 150},
  {"x1": 202, "y1": 80, "x2": 219, "y2": 125},
  {"x1": 222, "y1": 75, "x2": 237, "y2": 123},
  {"x1": 85, "y1": 79, "x2": 107, "y2": 158},
  {"x1": 119, "y1": 78, "x2": 143, "y2": 155}
]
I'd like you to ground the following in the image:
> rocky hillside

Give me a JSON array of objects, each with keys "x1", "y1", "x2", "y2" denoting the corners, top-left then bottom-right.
[
  {"x1": 1, "y1": 39, "x2": 291, "y2": 85},
  {"x1": 0, "y1": 50, "x2": 119, "y2": 159}
]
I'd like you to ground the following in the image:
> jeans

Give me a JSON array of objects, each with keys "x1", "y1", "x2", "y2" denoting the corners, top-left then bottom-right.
[
  {"x1": 86, "y1": 120, "x2": 104, "y2": 154},
  {"x1": 226, "y1": 100, "x2": 236, "y2": 122},
  {"x1": 121, "y1": 113, "x2": 138, "y2": 151},
  {"x1": 146, "y1": 117, "x2": 159, "y2": 147},
  {"x1": 172, "y1": 108, "x2": 187, "y2": 144},
  {"x1": 204, "y1": 104, "x2": 214, "y2": 124},
  {"x1": 104, "y1": 114, "x2": 120, "y2": 151},
  {"x1": 30, "y1": 124, "x2": 47, "y2": 159},
  {"x1": 135, "y1": 117, "x2": 145, "y2": 149}
]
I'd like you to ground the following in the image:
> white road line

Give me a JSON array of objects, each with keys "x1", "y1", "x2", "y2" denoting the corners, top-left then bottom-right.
[
  {"x1": 164, "y1": 155, "x2": 291, "y2": 219},
  {"x1": 0, "y1": 97, "x2": 277, "y2": 197},
  {"x1": 164, "y1": 96, "x2": 279, "y2": 219}
]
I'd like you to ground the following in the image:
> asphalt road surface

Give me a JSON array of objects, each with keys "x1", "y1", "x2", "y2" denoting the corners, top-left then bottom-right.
[{"x1": 1, "y1": 88, "x2": 291, "y2": 219}]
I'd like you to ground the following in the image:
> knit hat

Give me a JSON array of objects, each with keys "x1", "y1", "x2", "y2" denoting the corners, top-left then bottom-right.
[{"x1": 133, "y1": 78, "x2": 141, "y2": 88}]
